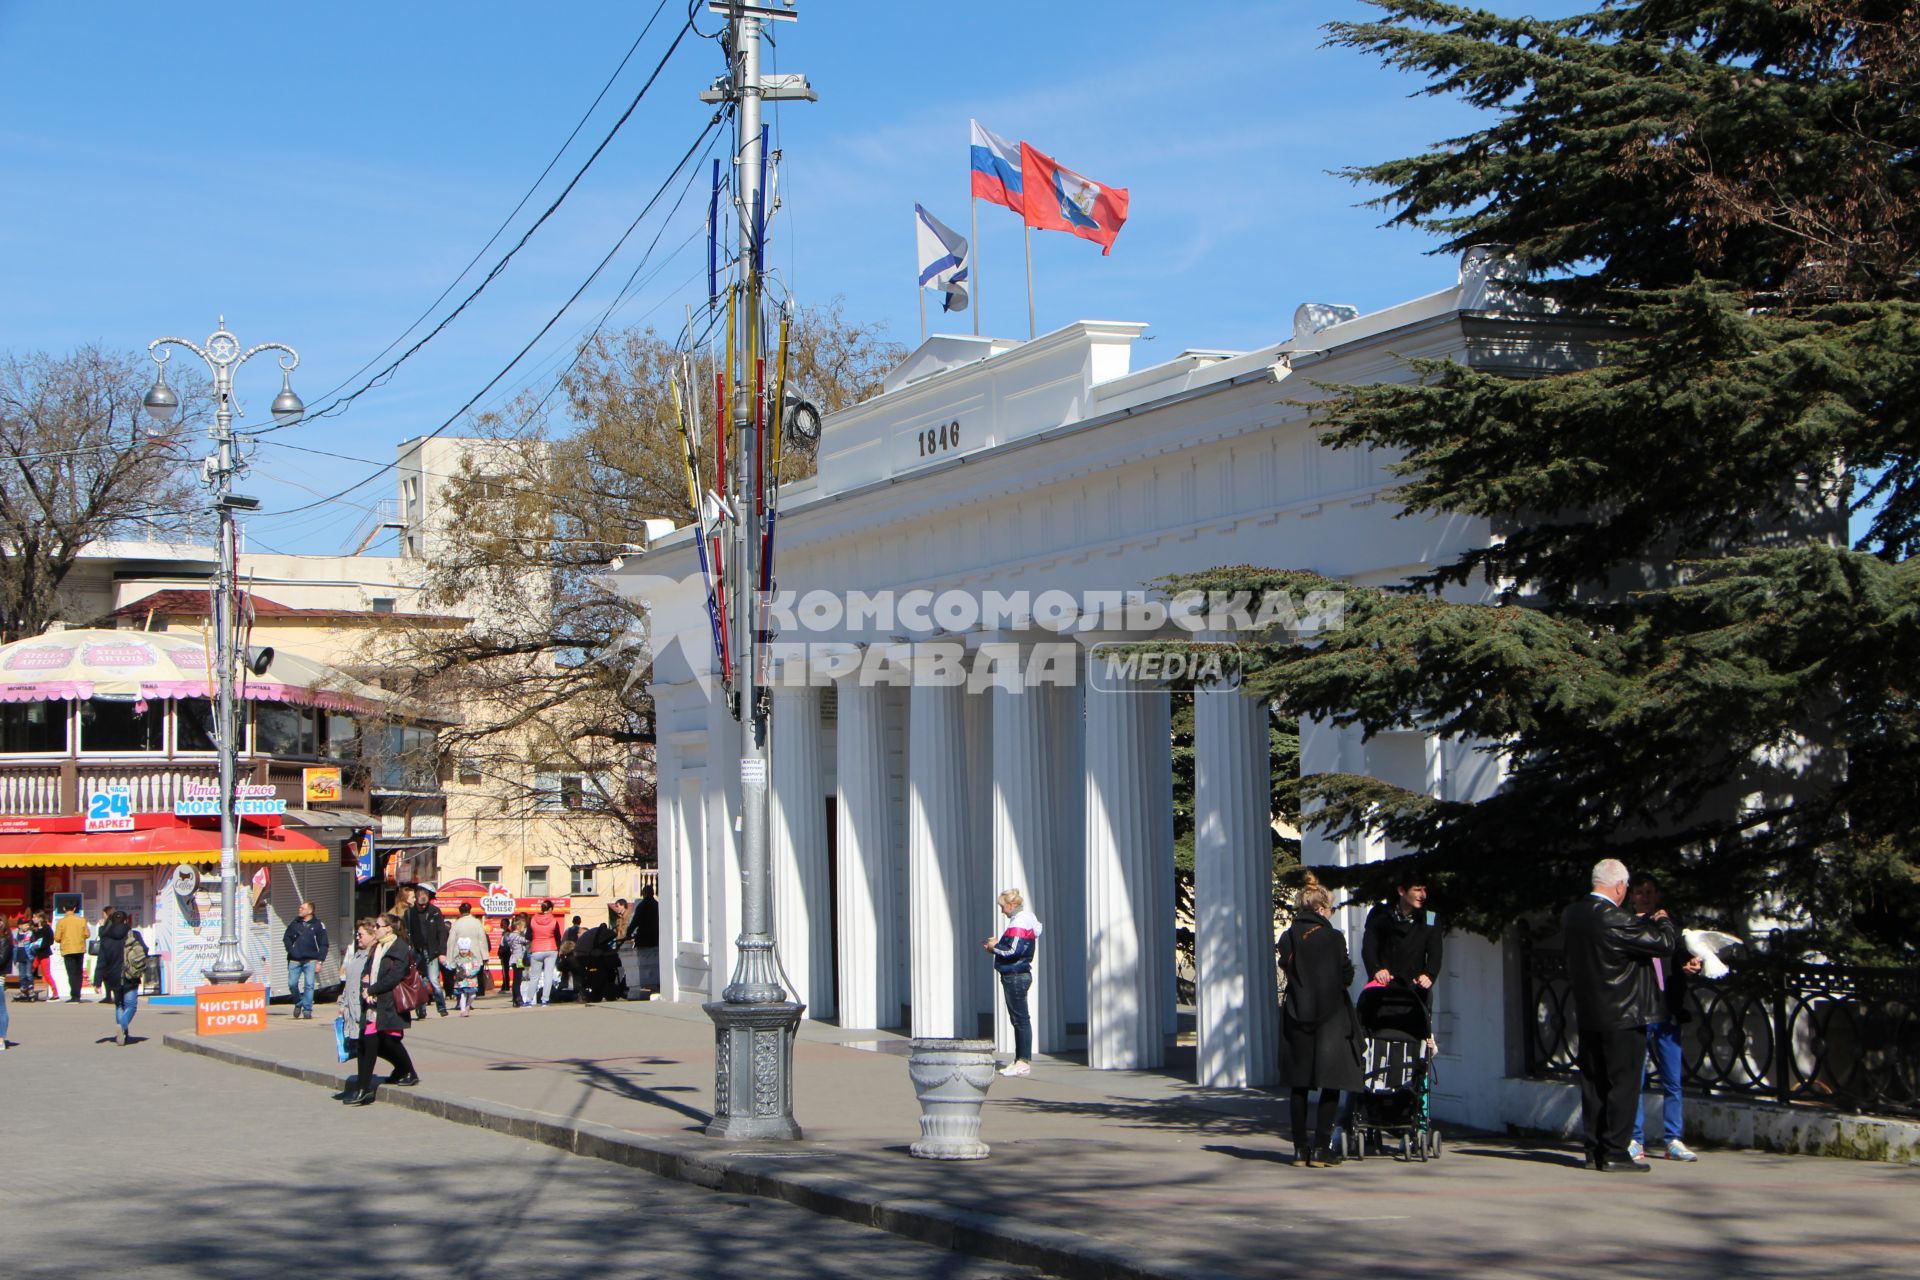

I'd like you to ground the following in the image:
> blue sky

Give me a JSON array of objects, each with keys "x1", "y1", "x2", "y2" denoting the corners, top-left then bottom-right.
[{"x1": 2, "y1": 1, "x2": 1550, "y2": 554}]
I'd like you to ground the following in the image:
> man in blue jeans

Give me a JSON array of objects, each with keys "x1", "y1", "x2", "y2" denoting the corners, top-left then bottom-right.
[
  {"x1": 984, "y1": 888, "x2": 1041, "y2": 1077},
  {"x1": 282, "y1": 901, "x2": 328, "y2": 1020},
  {"x1": 1628, "y1": 874, "x2": 1701, "y2": 1163}
]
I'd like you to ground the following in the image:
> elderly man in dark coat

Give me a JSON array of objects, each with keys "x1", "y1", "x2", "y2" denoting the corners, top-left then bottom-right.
[{"x1": 1562, "y1": 858, "x2": 1677, "y2": 1172}]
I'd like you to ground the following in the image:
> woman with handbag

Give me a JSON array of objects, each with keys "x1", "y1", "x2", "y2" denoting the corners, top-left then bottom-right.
[
  {"x1": 346, "y1": 916, "x2": 421, "y2": 1106},
  {"x1": 1278, "y1": 876, "x2": 1365, "y2": 1166}
]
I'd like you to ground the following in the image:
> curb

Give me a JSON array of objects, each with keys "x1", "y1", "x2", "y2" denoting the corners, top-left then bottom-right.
[{"x1": 163, "y1": 1033, "x2": 1220, "y2": 1280}]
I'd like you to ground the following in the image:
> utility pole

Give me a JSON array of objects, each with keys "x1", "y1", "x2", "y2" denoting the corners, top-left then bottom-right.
[{"x1": 700, "y1": 0, "x2": 813, "y2": 1141}]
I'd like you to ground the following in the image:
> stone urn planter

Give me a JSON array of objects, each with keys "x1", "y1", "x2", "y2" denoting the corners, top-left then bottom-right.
[{"x1": 906, "y1": 1037, "x2": 996, "y2": 1159}]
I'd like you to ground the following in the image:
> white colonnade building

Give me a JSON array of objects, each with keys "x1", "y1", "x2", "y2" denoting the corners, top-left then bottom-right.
[{"x1": 625, "y1": 253, "x2": 1553, "y2": 1125}]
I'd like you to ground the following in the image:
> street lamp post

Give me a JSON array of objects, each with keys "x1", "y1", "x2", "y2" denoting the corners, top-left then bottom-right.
[
  {"x1": 699, "y1": 0, "x2": 813, "y2": 1141},
  {"x1": 143, "y1": 317, "x2": 303, "y2": 984}
]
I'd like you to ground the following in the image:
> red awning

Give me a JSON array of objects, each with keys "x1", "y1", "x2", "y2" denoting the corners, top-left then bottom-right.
[{"x1": 0, "y1": 822, "x2": 329, "y2": 868}]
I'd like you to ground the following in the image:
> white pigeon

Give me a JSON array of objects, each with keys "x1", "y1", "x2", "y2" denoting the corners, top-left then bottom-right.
[{"x1": 1682, "y1": 929, "x2": 1742, "y2": 979}]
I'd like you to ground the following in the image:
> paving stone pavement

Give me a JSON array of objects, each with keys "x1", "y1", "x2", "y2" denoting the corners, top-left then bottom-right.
[
  {"x1": 0, "y1": 997, "x2": 1043, "y2": 1280},
  {"x1": 13, "y1": 989, "x2": 1916, "y2": 1279}
]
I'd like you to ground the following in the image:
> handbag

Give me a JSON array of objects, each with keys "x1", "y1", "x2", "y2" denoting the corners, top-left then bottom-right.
[
  {"x1": 332, "y1": 1013, "x2": 351, "y2": 1063},
  {"x1": 391, "y1": 962, "x2": 432, "y2": 1014}
]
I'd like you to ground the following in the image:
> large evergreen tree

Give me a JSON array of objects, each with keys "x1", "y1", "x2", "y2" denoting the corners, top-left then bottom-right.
[{"x1": 1180, "y1": 2, "x2": 1918, "y2": 957}]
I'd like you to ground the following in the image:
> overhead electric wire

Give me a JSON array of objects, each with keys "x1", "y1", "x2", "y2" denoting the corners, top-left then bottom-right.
[
  {"x1": 508, "y1": 133, "x2": 721, "y2": 426},
  {"x1": 447, "y1": 222, "x2": 705, "y2": 434},
  {"x1": 255, "y1": 113, "x2": 727, "y2": 522},
  {"x1": 294, "y1": 0, "x2": 678, "y2": 413},
  {"x1": 244, "y1": 138, "x2": 715, "y2": 546},
  {"x1": 241, "y1": 6, "x2": 699, "y2": 440},
  {"x1": 254, "y1": 239, "x2": 708, "y2": 497}
]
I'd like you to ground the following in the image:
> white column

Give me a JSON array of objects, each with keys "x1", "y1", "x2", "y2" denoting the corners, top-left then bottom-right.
[
  {"x1": 834, "y1": 674, "x2": 900, "y2": 1029},
  {"x1": 770, "y1": 682, "x2": 833, "y2": 1018},
  {"x1": 990, "y1": 676, "x2": 1063, "y2": 1056},
  {"x1": 655, "y1": 739, "x2": 683, "y2": 1003},
  {"x1": 1146, "y1": 688, "x2": 1176, "y2": 1041},
  {"x1": 1050, "y1": 675, "x2": 1088, "y2": 1027},
  {"x1": 705, "y1": 690, "x2": 744, "y2": 984},
  {"x1": 963, "y1": 680, "x2": 994, "y2": 1034},
  {"x1": 908, "y1": 678, "x2": 971, "y2": 1038},
  {"x1": 1194, "y1": 685, "x2": 1279, "y2": 1087},
  {"x1": 1084, "y1": 675, "x2": 1173, "y2": 1069}
]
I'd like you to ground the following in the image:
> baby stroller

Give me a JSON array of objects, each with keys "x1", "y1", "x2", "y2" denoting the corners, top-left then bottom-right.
[{"x1": 1345, "y1": 981, "x2": 1441, "y2": 1162}]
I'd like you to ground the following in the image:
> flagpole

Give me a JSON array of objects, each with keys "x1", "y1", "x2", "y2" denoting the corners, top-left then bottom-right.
[
  {"x1": 1024, "y1": 222, "x2": 1036, "y2": 340},
  {"x1": 970, "y1": 196, "x2": 980, "y2": 337},
  {"x1": 919, "y1": 286, "x2": 926, "y2": 343}
]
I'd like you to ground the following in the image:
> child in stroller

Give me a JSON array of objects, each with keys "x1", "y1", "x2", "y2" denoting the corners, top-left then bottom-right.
[{"x1": 1347, "y1": 980, "x2": 1441, "y2": 1161}]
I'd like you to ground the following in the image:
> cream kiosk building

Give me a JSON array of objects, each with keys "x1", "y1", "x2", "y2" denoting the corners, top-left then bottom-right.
[{"x1": 628, "y1": 252, "x2": 1553, "y2": 1130}]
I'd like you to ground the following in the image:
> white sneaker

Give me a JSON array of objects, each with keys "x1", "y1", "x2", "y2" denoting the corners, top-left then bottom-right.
[
  {"x1": 1627, "y1": 1139, "x2": 1647, "y2": 1163},
  {"x1": 998, "y1": 1061, "x2": 1030, "y2": 1077},
  {"x1": 1663, "y1": 1139, "x2": 1699, "y2": 1162}
]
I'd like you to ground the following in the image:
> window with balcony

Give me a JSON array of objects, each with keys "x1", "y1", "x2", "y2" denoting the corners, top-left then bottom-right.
[
  {"x1": 524, "y1": 865, "x2": 549, "y2": 897},
  {"x1": 0, "y1": 700, "x2": 69, "y2": 754},
  {"x1": 79, "y1": 699, "x2": 164, "y2": 753},
  {"x1": 570, "y1": 866, "x2": 595, "y2": 896}
]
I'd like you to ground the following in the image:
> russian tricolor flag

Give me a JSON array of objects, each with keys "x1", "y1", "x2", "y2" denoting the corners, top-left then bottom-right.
[{"x1": 970, "y1": 120, "x2": 1023, "y2": 214}]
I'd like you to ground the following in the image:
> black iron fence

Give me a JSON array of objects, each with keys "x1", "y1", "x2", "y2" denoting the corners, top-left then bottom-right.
[{"x1": 1520, "y1": 939, "x2": 1920, "y2": 1120}]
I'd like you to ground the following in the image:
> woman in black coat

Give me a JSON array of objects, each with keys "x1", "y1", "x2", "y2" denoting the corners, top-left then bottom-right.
[
  {"x1": 93, "y1": 910, "x2": 142, "y2": 1046},
  {"x1": 346, "y1": 916, "x2": 420, "y2": 1105},
  {"x1": 1279, "y1": 879, "x2": 1365, "y2": 1166}
]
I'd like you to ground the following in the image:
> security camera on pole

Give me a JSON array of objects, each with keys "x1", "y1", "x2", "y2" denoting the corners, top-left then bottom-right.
[
  {"x1": 699, "y1": 0, "x2": 814, "y2": 1141},
  {"x1": 143, "y1": 319, "x2": 303, "y2": 984}
]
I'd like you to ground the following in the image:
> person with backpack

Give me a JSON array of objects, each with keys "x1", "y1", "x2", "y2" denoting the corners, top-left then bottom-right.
[{"x1": 93, "y1": 909, "x2": 146, "y2": 1045}]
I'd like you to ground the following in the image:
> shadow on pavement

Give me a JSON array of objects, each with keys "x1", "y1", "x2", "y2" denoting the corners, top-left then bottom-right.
[
  {"x1": 1202, "y1": 1143, "x2": 1292, "y2": 1165},
  {"x1": 554, "y1": 1053, "x2": 715, "y2": 1127},
  {"x1": 83, "y1": 1155, "x2": 1032, "y2": 1280},
  {"x1": 1450, "y1": 1144, "x2": 1586, "y2": 1168},
  {"x1": 1002, "y1": 1094, "x2": 1276, "y2": 1138}
]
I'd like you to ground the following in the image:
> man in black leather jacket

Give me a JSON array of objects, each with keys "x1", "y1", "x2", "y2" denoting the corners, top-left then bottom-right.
[
  {"x1": 403, "y1": 887, "x2": 450, "y2": 1020},
  {"x1": 1560, "y1": 858, "x2": 1677, "y2": 1172}
]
